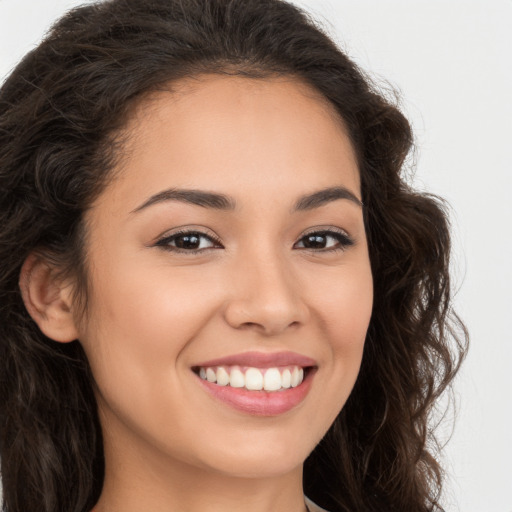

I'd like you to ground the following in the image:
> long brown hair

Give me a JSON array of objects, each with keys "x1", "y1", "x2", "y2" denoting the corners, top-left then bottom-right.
[{"x1": 0, "y1": 1, "x2": 467, "y2": 511}]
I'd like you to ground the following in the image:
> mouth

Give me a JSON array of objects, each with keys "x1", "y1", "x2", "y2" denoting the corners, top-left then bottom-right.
[
  {"x1": 192, "y1": 364, "x2": 311, "y2": 392},
  {"x1": 191, "y1": 351, "x2": 317, "y2": 416}
]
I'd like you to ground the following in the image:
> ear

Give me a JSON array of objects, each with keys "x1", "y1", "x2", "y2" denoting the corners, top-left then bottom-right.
[{"x1": 19, "y1": 253, "x2": 79, "y2": 343}]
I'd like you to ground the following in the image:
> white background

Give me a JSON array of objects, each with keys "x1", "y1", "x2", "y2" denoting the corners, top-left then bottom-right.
[{"x1": 1, "y1": 1, "x2": 511, "y2": 510}]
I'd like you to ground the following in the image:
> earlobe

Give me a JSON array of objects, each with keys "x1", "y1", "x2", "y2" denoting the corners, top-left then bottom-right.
[{"x1": 19, "y1": 253, "x2": 79, "y2": 343}]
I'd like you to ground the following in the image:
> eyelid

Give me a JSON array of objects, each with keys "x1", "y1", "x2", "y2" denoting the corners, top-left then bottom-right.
[
  {"x1": 151, "y1": 225, "x2": 354, "y2": 254},
  {"x1": 293, "y1": 226, "x2": 355, "y2": 251},
  {"x1": 299, "y1": 225, "x2": 351, "y2": 238},
  {"x1": 153, "y1": 226, "x2": 223, "y2": 252},
  {"x1": 152, "y1": 225, "x2": 220, "y2": 243}
]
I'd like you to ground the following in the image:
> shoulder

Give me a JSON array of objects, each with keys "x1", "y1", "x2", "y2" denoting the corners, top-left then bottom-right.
[{"x1": 305, "y1": 496, "x2": 331, "y2": 512}]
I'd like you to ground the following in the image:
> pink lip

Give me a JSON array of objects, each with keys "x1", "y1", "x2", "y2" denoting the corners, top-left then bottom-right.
[
  {"x1": 193, "y1": 350, "x2": 317, "y2": 369},
  {"x1": 192, "y1": 351, "x2": 317, "y2": 416},
  {"x1": 195, "y1": 370, "x2": 315, "y2": 416}
]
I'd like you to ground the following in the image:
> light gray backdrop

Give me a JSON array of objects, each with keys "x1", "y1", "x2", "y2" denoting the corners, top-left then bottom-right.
[{"x1": 1, "y1": 1, "x2": 511, "y2": 511}]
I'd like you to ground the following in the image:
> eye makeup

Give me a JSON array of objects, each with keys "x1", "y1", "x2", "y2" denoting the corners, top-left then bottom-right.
[
  {"x1": 154, "y1": 228, "x2": 223, "y2": 253},
  {"x1": 293, "y1": 227, "x2": 354, "y2": 253},
  {"x1": 153, "y1": 225, "x2": 355, "y2": 255}
]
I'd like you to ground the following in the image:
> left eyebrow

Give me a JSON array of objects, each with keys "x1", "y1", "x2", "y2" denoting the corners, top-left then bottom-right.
[
  {"x1": 293, "y1": 186, "x2": 363, "y2": 211},
  {"x1": 131, "y1": 188, "x2": 237, "y2": 213}
]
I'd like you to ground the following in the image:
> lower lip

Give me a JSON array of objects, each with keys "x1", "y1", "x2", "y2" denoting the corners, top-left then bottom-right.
[{"x1": 195, "y1": 369, "x2": 315, "y2": 416}]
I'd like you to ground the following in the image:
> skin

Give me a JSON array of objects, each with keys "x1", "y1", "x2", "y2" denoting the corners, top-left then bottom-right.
[{"x1": 24, "y1": 75, "x2": 373, "y2": 512}]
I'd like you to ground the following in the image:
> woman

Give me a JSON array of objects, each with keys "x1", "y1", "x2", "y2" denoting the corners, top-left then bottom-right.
[{"x1": 0, "y1": 0, "x2": 467, "y2": 511}]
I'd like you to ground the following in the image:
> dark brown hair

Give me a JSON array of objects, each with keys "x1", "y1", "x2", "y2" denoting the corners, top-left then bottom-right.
[{"x1": 0, "y1": 1, "x2": 467, "y2": 511}]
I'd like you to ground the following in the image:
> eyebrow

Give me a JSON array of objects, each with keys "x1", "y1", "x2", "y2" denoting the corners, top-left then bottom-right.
[
  {"x1": 132, "y1": 185, "x2": 362, "y2": 213},
  {"x1": 132, "y1": 188, "x2": 236, "y2": 213},
  {"x1": 293, "y1": 186, "x2": 363, "y2": 211}
]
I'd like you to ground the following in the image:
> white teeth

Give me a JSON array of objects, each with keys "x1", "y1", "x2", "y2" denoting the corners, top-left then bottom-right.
[
  {"x1": 229, "y1": 367, "x2": 245, "y2": 388},
  {"x1": 216, "y1": 366, "x2": 230, "y2": 386},
  {"x1": 291, "y1": 367, "x2": 300, "y2": 387},
  {"x1": 281, "y1": 369, "x2": 291, "y2": 388},
  {"x1": 245, "y1": 368, "x2": 264, "y2": 390},
  {"x1": 206, "y1": 368, "x2": 217, "y2": 383},
  {"x1": 263, "y1": 367, "x2": 282, "y2": 391},
  {"x1": 197, "y1": 365, "x2": 306, "y2": 391}
]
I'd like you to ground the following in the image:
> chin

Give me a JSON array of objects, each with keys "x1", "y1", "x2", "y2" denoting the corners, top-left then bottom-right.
[
  {"x1": 206, "y1": 454, "x2": 305, "y2": 480},
  {"x1": 190, "y1": 428, "x2": 314, "y2": 479}
]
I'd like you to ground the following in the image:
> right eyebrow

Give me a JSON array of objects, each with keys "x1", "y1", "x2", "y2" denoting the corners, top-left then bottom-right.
[
  {"x1": 293, "y1": 186, "x2": 363, "y2": 211},
  {"x1": 131, "y1": 188, "x2": 237, "y2": 213}
]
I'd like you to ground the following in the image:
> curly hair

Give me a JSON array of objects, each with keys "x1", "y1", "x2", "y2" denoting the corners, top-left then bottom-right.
[{"x1": 0, "y1": 0, "x2": 467, "y2": 511}]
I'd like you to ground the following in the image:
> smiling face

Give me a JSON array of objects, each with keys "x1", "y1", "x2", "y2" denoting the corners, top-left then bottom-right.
[{"x1": 76, "y1": 75, "x2": 373, "y2": 487}]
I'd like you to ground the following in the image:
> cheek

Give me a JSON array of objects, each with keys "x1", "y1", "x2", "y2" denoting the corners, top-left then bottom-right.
[
  {"x1": 78, "y1": 257, "x2": 223, "y2": 390},
  {"x1": 310, "y1": 259, "x2": 373, "y2": 347},
  {"x1": 305, "y1": 259, "x2": 373, "y2": 400},
  {"x1": 77, "y1": 262, "x2": 226, "y2": 445}
]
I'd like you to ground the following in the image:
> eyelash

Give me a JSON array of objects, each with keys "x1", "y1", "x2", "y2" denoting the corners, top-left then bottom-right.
[
  {"x1": 154, "y1": 228, "x2": 354, "y2": 255},
  {"x1": 154, "y1": 229, "x2": 223, "y2": 254}
]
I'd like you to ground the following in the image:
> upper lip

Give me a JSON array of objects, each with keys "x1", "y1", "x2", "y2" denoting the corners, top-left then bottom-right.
[{"x1": 193, "y1": 351, "x2": 317, "y2": 369}]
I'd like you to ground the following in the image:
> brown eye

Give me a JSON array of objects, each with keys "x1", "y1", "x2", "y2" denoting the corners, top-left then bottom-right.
[
  {"x1": 302, "y1": 234, "x2": 330, "y2": 249},
  {"x1": 294, "y1": 230, "x2": 354, "y2": 251},
  {"x1": 155, "y1": 230, "x2": 222, "y2": 253},
  {"x1": 173, "y1": 233, "x2": 202, "y2": 249}
]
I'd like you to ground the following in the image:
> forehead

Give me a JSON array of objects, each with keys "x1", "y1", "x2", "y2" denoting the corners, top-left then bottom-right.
[
  {"x1": 137, "y1": 73, "x2": 348, "y2": 131},
  {"x1": 95, "y1": 74, "x2": 360, "y2": 213}
]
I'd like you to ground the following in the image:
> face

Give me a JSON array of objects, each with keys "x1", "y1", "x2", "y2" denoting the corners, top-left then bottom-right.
[{"x1": 76, "y1": 75, "x2": 373, "y2": 480}]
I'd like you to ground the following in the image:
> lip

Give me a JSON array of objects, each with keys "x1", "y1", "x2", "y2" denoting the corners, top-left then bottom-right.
[
  {"x1": 193, "y1": 350, "x2": 317, "y2": 369},
  {"x1": 192, "y1": 351, "x2": 317, "y2": 416}
]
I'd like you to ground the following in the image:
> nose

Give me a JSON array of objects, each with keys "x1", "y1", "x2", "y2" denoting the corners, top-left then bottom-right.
[{"x1": 223, "y1": 248, "x2": 309, "y2": 336}]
